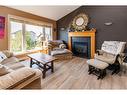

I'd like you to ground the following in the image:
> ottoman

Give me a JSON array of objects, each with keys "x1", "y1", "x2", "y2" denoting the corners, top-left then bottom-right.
[{"x1": 87, "y1": 59, "x2": 109, "y2": 79}]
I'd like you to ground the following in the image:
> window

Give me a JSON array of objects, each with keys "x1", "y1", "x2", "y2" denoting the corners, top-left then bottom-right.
[
  {"x1": 10, "y1": 21, "x2": 23, "y2": 53},
  {"x1": 25, "y1": 24, "x2": 43, "y2": 50},
  {"x1": 10, "y1": 19, "x2": 52, "y2": 54},
  {"x1": 44, "y1": 27, "x2": 52, "y2": 40}
]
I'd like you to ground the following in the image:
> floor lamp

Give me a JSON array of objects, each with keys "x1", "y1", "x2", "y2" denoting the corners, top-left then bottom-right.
[{"x1": 41, "y1": 36, "x2": 45, "y2": 47}]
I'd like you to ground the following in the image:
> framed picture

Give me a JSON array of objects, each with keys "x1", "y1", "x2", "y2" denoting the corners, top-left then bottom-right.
[{"x1": 0, "y1": 16, "x2": 5, "y2": 39}]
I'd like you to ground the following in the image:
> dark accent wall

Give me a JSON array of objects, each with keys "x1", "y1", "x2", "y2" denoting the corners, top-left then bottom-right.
[{"x1": 57, "y1": 6, "x2": 127, "y2": 51}]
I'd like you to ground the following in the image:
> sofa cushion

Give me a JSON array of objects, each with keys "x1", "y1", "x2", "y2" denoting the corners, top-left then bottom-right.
[
  {"x1": 51, "y1": 49, "x2": 72, "y2": 56},
  {"x1": 48, "y1": 40, "x2": 64, "y2": 47},
  {"x1": 7, "y1": 62, "x2": 25, "y2": 70},
  {"x1": 0, "y1": 64, "x2": 13, "y2": 76},
  {"x1": 53, "y1": 47, "x2": 62, "y2": 51},
  {"x1": 95, "y1": 54, "x2": 116, "y2": 64},
  {"x1": 13, "y1": 69, "x2": 42, "y2": 89},
  {"x1": 0, "y1": 67, "x2": 36, "y2": 89},
  {"x1": 87, "y1": 59, "x2": 109, "y2": 69},
  {"x1": 59, "y1": 44, "x2": 66, "y2": 49},
  {"x1": 1, "y1": 57, "x2": 19, "y2": 65}
]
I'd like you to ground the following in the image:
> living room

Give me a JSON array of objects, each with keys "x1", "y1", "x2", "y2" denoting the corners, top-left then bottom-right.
[{"x1": 0, "y1": 0, "x2": 127, "y2": 94}]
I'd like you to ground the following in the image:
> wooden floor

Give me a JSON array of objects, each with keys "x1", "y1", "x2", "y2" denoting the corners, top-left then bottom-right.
[{"x1": 21, "y1": 57, "x2": 127, "y2": 89}]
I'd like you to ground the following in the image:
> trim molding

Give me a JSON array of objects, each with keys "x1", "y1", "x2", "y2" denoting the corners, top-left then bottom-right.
[{"x1": 68, "y1": 29, "x2": 96, "y2": 58}]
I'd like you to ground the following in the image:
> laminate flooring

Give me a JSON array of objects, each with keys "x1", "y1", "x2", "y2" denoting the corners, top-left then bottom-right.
[{"x1": 21, "y1": 56, "x2": 127, "y2": 89}]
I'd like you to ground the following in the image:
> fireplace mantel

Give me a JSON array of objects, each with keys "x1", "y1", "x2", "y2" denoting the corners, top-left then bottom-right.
[{"x1": 68, "y1": 29, "x2": 96, "y2": 58}]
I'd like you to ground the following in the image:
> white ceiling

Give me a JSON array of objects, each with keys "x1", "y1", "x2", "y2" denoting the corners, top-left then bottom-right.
[{"x1": 8, "y1": 6, "x2": 80, "y2": 21}]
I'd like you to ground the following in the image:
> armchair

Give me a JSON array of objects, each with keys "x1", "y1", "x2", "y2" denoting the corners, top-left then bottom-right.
[
  {"x1": 47, "y1": 40, "x2": 73, "y2": 60},
  {"x1": 95, "y1": 41, "x2": 126, "y2": 74},
  {"x1": 87, "y1": 41, "x2": 126, "y2": 79}
]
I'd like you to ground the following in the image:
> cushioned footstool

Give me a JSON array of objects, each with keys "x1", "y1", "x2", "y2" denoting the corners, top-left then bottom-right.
[{"x1": 87, "y1": 59, "x2": 109, "y2": 80}]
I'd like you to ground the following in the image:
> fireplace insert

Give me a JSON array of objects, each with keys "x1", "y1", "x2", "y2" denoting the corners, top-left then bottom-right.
[
  {"x1": 72, "y1": 42, "x2": 88, "y2": 58},
  {"x1": 71, "y1": 37, "x2": 90, "y2": 58}
]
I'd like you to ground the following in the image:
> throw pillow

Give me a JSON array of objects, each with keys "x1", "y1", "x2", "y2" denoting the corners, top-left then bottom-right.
[
  {"x1": 59, "y1": 44, "x2": 66, "y2": 49},
  {"x1": 0, "y1": 57, "x2": 3, "y2": 63},
  {"x1": 2, "y1": 50, "x2": 13, "y2": 58},
  {"x1": 0, "y1": 64, "x2": 12, "y2": 76},
  {"x1": 0, "y1": 52, "x2": 7, "y2": 62}
]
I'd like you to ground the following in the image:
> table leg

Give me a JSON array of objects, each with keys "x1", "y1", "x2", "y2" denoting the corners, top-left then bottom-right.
[
  {"x1": 43, "y1": 64, "x2": 46, "y2": 78},
  {"x1": 51, "y1": 61, "x2": 54, "y2": 73},
  {"x1": 30, "y1": 58, "x2": 33, "y2": 68}
]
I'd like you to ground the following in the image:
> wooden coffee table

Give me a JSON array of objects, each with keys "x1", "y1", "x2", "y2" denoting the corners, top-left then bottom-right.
[{"x1": 27, "y1": 53, "x2": 57, "y2": 78}]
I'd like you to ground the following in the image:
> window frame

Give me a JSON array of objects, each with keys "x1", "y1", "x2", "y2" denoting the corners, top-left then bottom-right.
[{"x1": 8, "y1": 15, "x2": 53, "y2": 54}]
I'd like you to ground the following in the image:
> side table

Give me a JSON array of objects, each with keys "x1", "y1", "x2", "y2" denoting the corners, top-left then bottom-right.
[{"x1": 41, "y1": 46, "x2": 48, "y2": 54}]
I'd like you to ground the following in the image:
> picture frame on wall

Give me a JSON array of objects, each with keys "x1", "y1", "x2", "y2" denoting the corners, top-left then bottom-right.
[{"x1": 0, "y1": 16, "x2": 5, "y2": 39}]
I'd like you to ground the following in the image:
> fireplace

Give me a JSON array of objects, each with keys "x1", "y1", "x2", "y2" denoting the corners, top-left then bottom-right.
[
  {"x1": 72, "y1": 37, "x2": 91, "y2": 58},
  {"x1": 73, "y1": 42, "x2": 88, "y2": 58},
  {"x1": 68, "y1": 29, "x2": 96, "y2": 58}
]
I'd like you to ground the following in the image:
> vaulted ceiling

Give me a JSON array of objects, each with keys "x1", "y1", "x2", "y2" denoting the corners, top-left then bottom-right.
[{"x1": 8, "y1": 6, "x2": 80, "y2": 20}]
